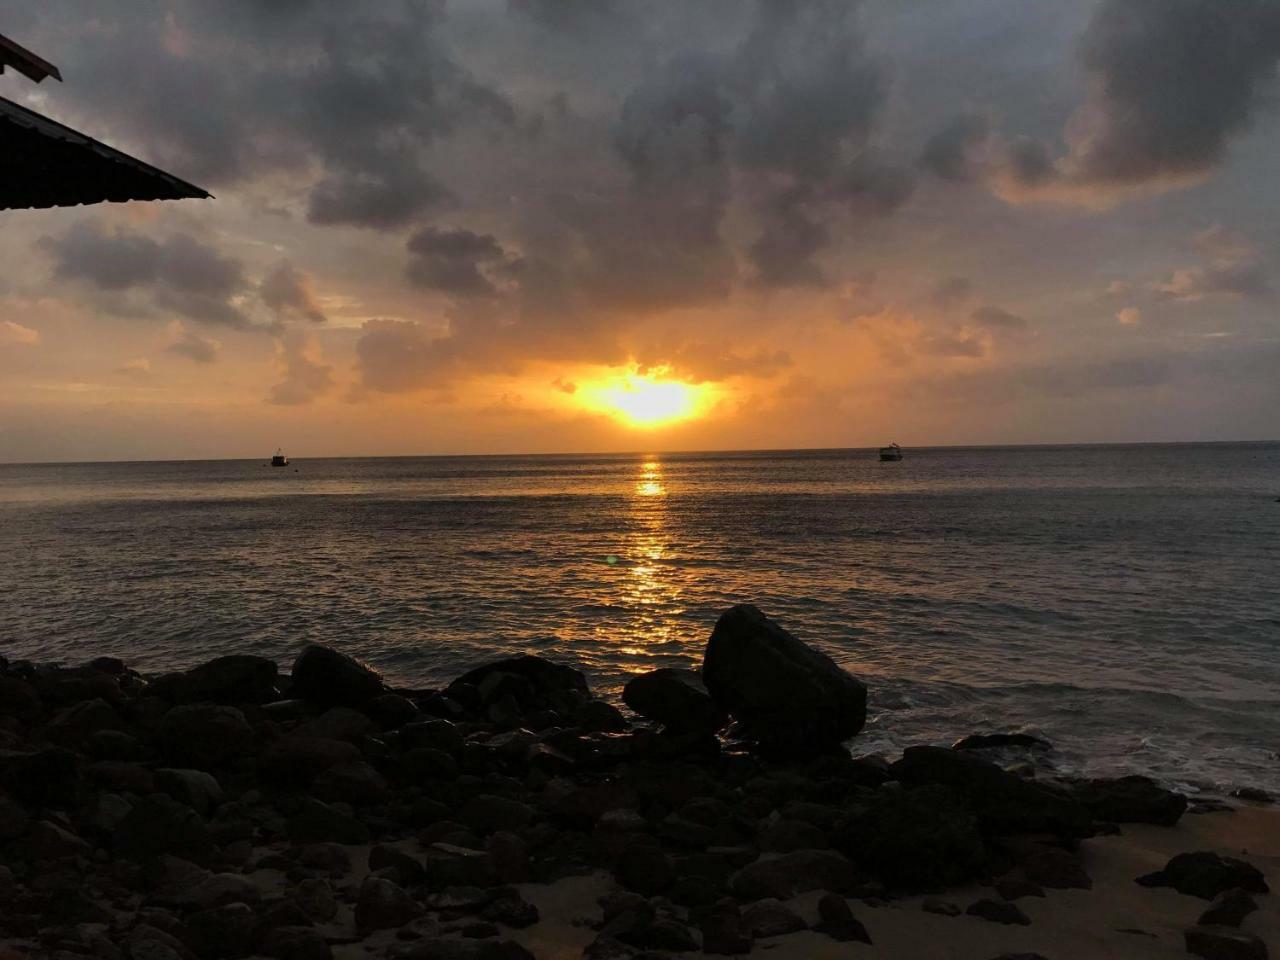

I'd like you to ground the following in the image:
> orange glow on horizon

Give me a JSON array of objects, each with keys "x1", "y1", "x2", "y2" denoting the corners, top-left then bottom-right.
[{"x1": 577, "y1": 366, "x2": 716, "y2": 429}]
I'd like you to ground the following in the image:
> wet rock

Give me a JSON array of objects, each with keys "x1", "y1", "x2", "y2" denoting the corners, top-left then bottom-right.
[
  {"x1": 314, "y1": 761, "x2": 388, "y2": 806},
  {"x1": 966, "y1": 899, "x2": 1031, "y2": 926},
  {"x1": 355, "y1": 876, "x2": 417, "y2": 931},
  {"x1": 185, "y1": 902, "x2": 258, "y2": 960},
  {"x1": 813, "y1": 892, "x2": 872, "y2": 943},
  {"x1": 114, "y1": 793, "x2": 214, "y2": 865},
  {"x1": 155, "y1": 769, "x2": 224, "y2": 817},
  {"x1": 922, "y1": 898, "x2": 962, "y2": 916},
  {"x1": 1073, "y1": 775, "x2": 1187, "y2": 826},
  {"x1": 574, "y1": 699, "x2": 628, "y2": 733},
  {"x1": 729, "y1": 850, "x2": 858, "y2": 900},
  {"x1": 701, "y1": 605, "x2": 867, "y2": 755},
  {"x1": 1136, "y1": 852, "x2": 1268, "y2": 899},
  {"x1": 287, "y1": 798, "x2": 369, "y2": 845},
  {"x1": 623, "y1": 669, "x2": 726, "y2": 735},
  {"x1": 259, "y1": 927, "x2": 331, "y2": 960},
  {"x1": 369, "y1": 845, "x2": 426, "y2": 886},
  {"x1": 261, "y1": 737, "x2": 360, "y2": 784},
  {"x1": 1198, "y1": 889, "x2": 1259, "y2": 927},
  {"x1": 833, "y1": 784, "x2": 984, "y2": 892},
  {"x1": 179, "y1": 656, "x2": 280, "y2": 706},
  {"x1": 289, "y1": 646, "x2": 385, "y2": 709},
  {"x1": 740, "y1": 898, "x2": 805, "y2": 938},
  {"x1": 1230, "y1": 787, "x2": 1275, "y2": 805},
  {"x1": 1184, "y1": 925, "x2": 1268, "y2": 960},
  {"x1": 952, "y1": 733, "x2": 1051, "y2": 752},
  {"x1": 449, "y1": 655, "x2": 590, "y2": 716},
  {"x1": 159, "y1": 705, "x2": 255, "y2": 770},
  {"x1": 892, "y1": 746, "x2": 1091, "y2": 838}
]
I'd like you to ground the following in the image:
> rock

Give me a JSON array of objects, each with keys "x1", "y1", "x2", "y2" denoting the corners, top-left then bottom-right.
[
  {"x1": 952, "y1": 733, "x2": 1051, "y2": 752},
  {"x1": 259, "y1": 927, "x2": 331, "y2": 960},
  {"x1": 616, "y1": 845, "x2": 675, "y2": 896},
  {"x1": 185, "y1": 902, "x2": 258, "y2": 960},
  {"x1": 450, "y1": 655, "x2": 590, "y2": 716},
  {"x1": 700, "y1": 910, "x2": 752, "y2": 955},
  {"x1": 289, "y1": 645, "x2": 385, "y2": 709},
  {"x1": 181, "y1": 656, "x2": 279, "y2": 705},
  {"x1": 16, "y1": 819, "x2": 92, "y2": 859},
  {"x1": 355, "y1": 876, "x2": 417, "y2": 931},
  {"x1": 314, "y1": 761, "x2": 388, "y2": 805},
  {"x1": 1136, "y1": 852, "x2": 1268, "y2": 899},
  {"x1": 1011, "y1": 841, "x2": 1092, "y2": 890},
  {"x1": 85, "y1": 729, "x2": 145, "y2": 760},
  {"x1": 159, "y1": 704, "x2": 255, "y2": 769},
  {"x1": 0, "y1": 790, "x2": 30, "y2": 840},
  {"x1": 290, "y1": 879, "x2": 337, "y2": 922},
  {"x1": 812, "y1": 893, "x2": 872, "y2": 944},
  {"x1": 0, "y1": 747, "x2": 82, "y2": 807},
  {"x1": 480, "y1": 892, "x2": 539, "y2": 928},
  {"x1": 0, "y1": 677, "x2": 42, "y2": 722},
  {"x1": 287, "y1": 798, "x2": 370, "y2": 845},
  {"x1": 387, "y1": 940, "x2": 534, "y2": 960},
  {"x1": 155, "y1": 769, "x2": 224, "y2": 817},
  {"x1": 1230, "y1": 787, "x2": 1275, "y2": 805},
  {"x1": 966, "y1": 899, "x2": 1031, "y2": 926},
  {"x1": 701, "y1": 605, "x2": 867, "y2": 755},
  {"x1": 400, "y1": 719, "x2": 464, "y2": 754},
  {"x1": 44, "y1": 697, "x2": 127, "y2": 746},
  {"x1": 459, "y1": 795, "x2": 535, "y2": 835},
  {"x1": 130, "y1": 935, "x2": 188, "y2": 960},
  {"x1": 995, "y1": 879, "x2": 1045, "y2": 901},
  {"x1": 487, "y1": 831, "x2": 530, "y2": 884},
  {"x1": 364, "y1": 694, "x2": 419, "y2": 730},
  {"x1": 155, "y1": 872, "x2": 261, "y2": 910},
  {"x1": 369, "y1": 845, "x2": 426, "y2": 886},
  {"x1": 574, "y1": 700, "x2": 628, "y2": 733},
  {"x1": 622, "y1": 669, "x2": 726, "y2": 735},
  {"x1": 400, "y1": 747, "x2": 459, "y2": 783},
  {"x1": 740, "y1": 898, "x2": 805, "y2": 938},
  {"x1": 760, "y1": 818, "x2": 827, "y2": 853},
  {"x1": 1184, "y1": 926, "x2": 1268, "y2": 960},
  {"x1": 922, "y1": 898, "x2": 962, "y2": 916},
  {"x1": 1198, "y1": 889, "x2": 1259, "y2": 927},
  {"x1": 114, "y1": 793, "x2": 214, "y2": 865},
  {"x1": 1073, "y1": 775, "x2": 1187, "y2": 826},
  {"x1": 730, "y1": 849, "x2": 858, "y2": 900},
  {"x1": 261, "y1": 737, "x2": 360, "y2": 784},
  {"x1": 892, "y1": 745, "x2": 1091, "y2": 838},
  {"x1": 292, "y1": 707, "x2": 377, "y2": 742},
  {"x1": 833, "y1": 784, "x2": 984, "y2": 892}
]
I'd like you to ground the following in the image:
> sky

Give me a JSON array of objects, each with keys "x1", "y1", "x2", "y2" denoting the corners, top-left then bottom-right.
[{"x1": 2, "y1": 0, "x2": 1279, "y2": 462}]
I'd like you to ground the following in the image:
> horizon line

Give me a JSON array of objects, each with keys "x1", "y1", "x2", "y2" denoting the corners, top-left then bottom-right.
[{"x1": 3, "y1": 437, "x2": 1278, "y2": 468}]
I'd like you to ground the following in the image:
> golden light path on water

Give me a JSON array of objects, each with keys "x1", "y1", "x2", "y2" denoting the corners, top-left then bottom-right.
[{"x1": 612, "y1": 458, "x2": 683, "y2": 659}]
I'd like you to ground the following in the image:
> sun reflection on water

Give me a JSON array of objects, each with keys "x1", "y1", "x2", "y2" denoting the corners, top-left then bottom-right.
[{"x1": 610, "y1": 457, "x2": 685, "y2": 658}]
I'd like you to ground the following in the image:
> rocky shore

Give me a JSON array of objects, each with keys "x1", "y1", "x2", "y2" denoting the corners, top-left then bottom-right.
[{"x1": 0, "y1": 604, "x2": 1274, "y2": 960}]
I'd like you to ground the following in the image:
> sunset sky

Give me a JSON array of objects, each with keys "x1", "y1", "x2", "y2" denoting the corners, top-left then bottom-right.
[{"x1": 2, "y1": 0, "x2": 1279, "y2": 462}]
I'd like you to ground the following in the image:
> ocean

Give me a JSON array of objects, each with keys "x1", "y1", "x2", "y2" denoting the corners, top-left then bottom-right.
[{"x1": 2, "y1": 443, "x2": 1278, "y2": 794}]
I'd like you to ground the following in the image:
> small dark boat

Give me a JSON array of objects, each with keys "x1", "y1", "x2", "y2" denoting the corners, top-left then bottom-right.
[
  {"x1": 271, "y1": 448, "x2": 288, "y2": 467},
  {"x1": 879, "y1": 443, "x2": 903, "y2": 462}
]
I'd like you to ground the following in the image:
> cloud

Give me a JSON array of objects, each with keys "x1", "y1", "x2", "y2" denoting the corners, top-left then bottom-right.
[
  {"x1": 995, "y1": 0, "x2": 1280, "y2": 204},
  {"x1": 929, "y1": 276, "x2": 973, "y2": 309},
  {"x1": 1116, "y1": 306, "x2": 1143, "y2": 325},
  {"x1": 261, "y1": 261, "x2": 328, "y2": 324},
  {"x1": 916, "y1": 329, "x2": 987, "y2": 358},
  {"x1": 969, "y1": 305, "x2": 1028, "y2": 330},
  {"x1": 405, "y1": 228, "x2": 511, "y2": 297},
  {"x1": 0, "y1": 321, "x2": 40, "y2": 345},
  {"x1": 269, "y1": 330, "x2": 334, "y2": 405},
  {"x1": 42, "y1": 221, "x2": 251, "y2": 328},
  {"x1": 116, "y1": 358, "x2": 152, "y2": 380},
  {"x1": 919, "y1": 115, "x2": 990, "y2": 183},
  {"x1": 1153, "y1": 262, "x2": 1271, "y2": 301},
  {"x1": 165, "y1": 321, "x2": 221, "y2": 363}
]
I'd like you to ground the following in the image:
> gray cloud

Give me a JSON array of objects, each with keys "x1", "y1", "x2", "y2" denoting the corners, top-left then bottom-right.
[
  {"x1": 42, "y1": 221, "x2": 250, "y2": 328},
  {"x1": 1153, "y1": 261, "x2": 1271, "y2": 302},
  {"x1": 261, "y1": 262, "x2": 328, "y2": 324},
  {"x1": 970, "y1": 305, "x2": 1028, "y2": 330},
  {"x1": 929, "y1": 276, "x2": 974, "y2": 308},
  {"x1": 269, "y1": 331, "x2": 334, "y2": 405},
  {"x1": 405, "y1": 228, "x2": 511, "y2": 297},
  {"x1": 919, "y1": 115, "x2": 990, "y2": 183},
  {"x1": 166, "y1": 323, "x2": 221, "y2": 363}
]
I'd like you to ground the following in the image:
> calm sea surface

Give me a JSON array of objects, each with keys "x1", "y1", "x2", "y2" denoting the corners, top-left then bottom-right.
[{"x1": 2, "y1": 444, "x2": 1278, "y2": 793}]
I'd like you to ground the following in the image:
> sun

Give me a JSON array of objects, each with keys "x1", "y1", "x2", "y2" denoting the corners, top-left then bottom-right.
[{"x1": 578, "y1": 367, "x2": 715, "y2": 429}]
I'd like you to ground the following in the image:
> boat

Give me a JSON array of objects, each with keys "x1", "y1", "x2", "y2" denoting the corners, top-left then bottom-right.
[
  {"x1": 271, "y1": 448, "x2": 289, "y2": 467},
  {"x1": 879, "y1": 443, "x2": 903, "y2": 462}
]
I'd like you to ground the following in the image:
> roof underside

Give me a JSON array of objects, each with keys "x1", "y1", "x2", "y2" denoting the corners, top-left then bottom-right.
[
  {"x1": 0, "y1": 33, "x2": 62, "y2": 83},
  {"x1": 1, "y1": 95, "x2": 211, "y2": 210}
]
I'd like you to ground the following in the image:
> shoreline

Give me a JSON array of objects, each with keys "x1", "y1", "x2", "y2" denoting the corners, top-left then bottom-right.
[{"x1": 1, "y1": 611, "x2": 1275, "y2": 960}]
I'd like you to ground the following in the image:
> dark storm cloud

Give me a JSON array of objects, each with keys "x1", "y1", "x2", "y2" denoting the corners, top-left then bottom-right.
[
  {"x1": 23, "y1": 2, "x2": 512, "y2": 230},
  {"x1": 919, "y1": 115, "x2": 990, "y2": 183},
  {"x1": 992, "y1": 0, "x2": 1280, "y2": 201},
  {"x1": 41, "y1": 221, "x2": 251, "y2": 328},
  {"x1": 405, "y1": 228, "x2": 512, "y2": 297}
]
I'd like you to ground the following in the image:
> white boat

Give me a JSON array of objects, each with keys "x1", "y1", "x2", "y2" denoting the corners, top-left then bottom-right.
[{"x1": 271, "y1": 448, "x2": 288, "y2": 467}]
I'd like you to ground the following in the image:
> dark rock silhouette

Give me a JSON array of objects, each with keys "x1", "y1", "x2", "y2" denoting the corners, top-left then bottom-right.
[
  {"x1": 290, "y1": 645, "x2": 386, "y2": 708},
  {"x1": 623, "y1": 667, "x2": 726, "y2": 734}
]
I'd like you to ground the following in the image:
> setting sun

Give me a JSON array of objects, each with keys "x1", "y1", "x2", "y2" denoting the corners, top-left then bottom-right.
[{"x1": 578, "y1": 367, "x2": 715, "y2": 429}]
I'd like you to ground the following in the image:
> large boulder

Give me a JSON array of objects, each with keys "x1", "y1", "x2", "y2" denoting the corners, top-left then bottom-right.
[
  {"x1": 159, "y1": 704, "x2": 256, "y2": 769},
  {"x1": 729, "y1": 850, "x2": 859, "y2": 900},
  {"x1": 113, "y1": 793, "x2": 215, "y2": 865},
  {"x1": 1137, "y1": 852, "x2": 1269, "y2": 900},
  {"x1": 892, "y1": 745, "x2": 1092, "y2": 838},
  {"x1": 150, "y1": 656, "x2": 280, "y2": 706},
  {"x1": 448, "y1": 655, "x2": 591, "y2": 719},
  {"x1": 289, "y1": 646, "x2": 385, "y2": 709},
  {"x1": 1072, "y1": 775, "x2": 1187, "y2": 826},
  {"x1": 701, "y1": 605, "x2": 866, "y2": 755},
  {"x1": 622, "y1": 669, "x2": 726, "y2": 734}
]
